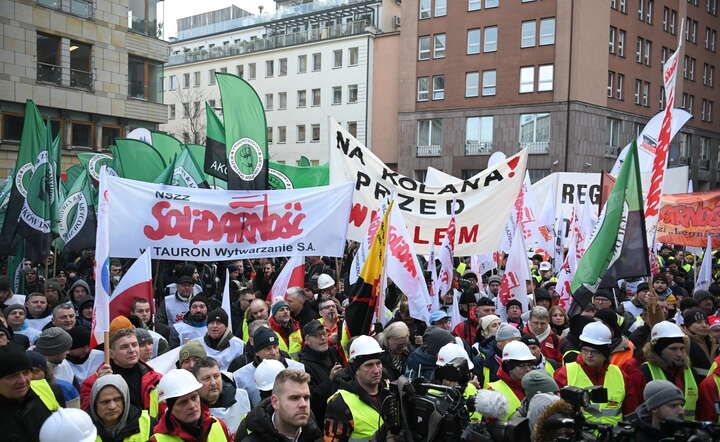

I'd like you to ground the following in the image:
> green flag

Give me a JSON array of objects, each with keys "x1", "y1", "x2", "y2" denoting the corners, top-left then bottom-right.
[
  {"x1": 56, "y1": 169, "x2": 97, "y2": 254},
  {"x1": 268, "y1": 161, "x2": 329, "y2": 189},
  {"x1": 154, "y1": 154, "x2": 176, "y2": 185},
  {"x1": 49, "y1": 134, "x2": 62, "y2": 238},
  {"x1": 0, "y1": 169, "x2": 15, "y2": 230},
  {"x1": 216, "y1": 73, "x2": 268, "y2": 189},
  {"x1": 154, "y1": 147, "x2": 209, "y2": 188},
  {"x1": 7, "y1": 240, "x2": 25, "y2": 294},
  {"x1": 77, "y1": 152, "x2": 117, "y2": 183},
  {"x1": 298, "y1": 156, "x2": 311, "y2": 167},
  {"x1": 186, "y1": 143, "x2": 227, "y2": 189},
  {"x1": 204, "y1": 102, "x2": 228, "y2": 181},
  {"x1": 112, "y1": 138, "x2": 167, "y2": 182},
  {"x1": 0, "y1": 100, "x2": 47, "y2": 253},
  {"x1": 571, "y1": 140, "x2": 650, "y2": 293},
  {"x1": 61, "y1": 165, "x2": 84, "y2": 193},
  {"x1": 151, "y1": 132, "x2": 184, "y2": 165}
]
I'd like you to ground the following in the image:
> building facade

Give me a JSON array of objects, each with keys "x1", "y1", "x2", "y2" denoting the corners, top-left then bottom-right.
[
  {"x1": 397, "y1": 0, "x2": 720, "y2": 189},
  {"x1": 0, "y1": 0, "x2": 168, "y2": 178},
  {"x1": 161, "y1": 0, "x2": 401, "y2": 165}
]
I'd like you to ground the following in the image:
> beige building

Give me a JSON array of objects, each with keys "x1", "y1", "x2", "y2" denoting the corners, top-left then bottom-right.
[{"x1": 0, "y1": 0, "x2": 169, "y2": 177}]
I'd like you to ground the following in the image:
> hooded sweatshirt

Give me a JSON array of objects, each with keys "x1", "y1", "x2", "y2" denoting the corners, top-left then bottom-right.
[
  {"x1": 90, "y1": 374, "x2": 147, "y2": 442},
  {"x1": 68, "y1": 279, "x2": 92, "y2": 310}
]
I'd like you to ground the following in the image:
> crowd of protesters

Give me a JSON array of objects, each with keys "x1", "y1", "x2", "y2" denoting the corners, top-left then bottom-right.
[{"x1": 1, "y1": 243, "x2": 720, "y2": 441}]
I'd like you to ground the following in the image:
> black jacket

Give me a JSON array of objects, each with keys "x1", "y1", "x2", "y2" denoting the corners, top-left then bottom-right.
[
  {"x1": 235, "y1": 397, "x2": 323, "y2": 442},
  {"x1": 299, "y1": 345, "x2": 340, "y2": 424},
  {"x1": 292, "y1": 302, "x2": 319, "y2": 328},
  {"x1": 0, "y1": 382, "x2": 66, "y2": 442}
]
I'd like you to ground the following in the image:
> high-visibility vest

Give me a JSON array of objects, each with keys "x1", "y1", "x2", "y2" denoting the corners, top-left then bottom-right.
[
  {"x1": 276, "y1": 328, "x2": 302, "y2": 361},
  {"x1": 544, "y1": 360, "x2": 555, "y2": 376},
  {"x1": 645, "y1": 363, "x2": 697, "y2": 421},
  {"x1": 566, "y1": 362, "x2": 625, "y2": 425},
  {"x1": 713, "y1": 375, "x2": 720, "y2": 423},
  {"x1": 329, "y1": 389, "x2": 383, "y2": 442},
  {"x1": 152, "y1": 417, "x2": 226, "y2": 442},
  {"x1": 148, "y1": 389, "x2": 159, "y2": 418},
  {"x1": 30, "y1": 379, "x2": 60, "y2": 411},
  {"x1": 482, "y1": 366, "x2": 490, "y2": 388},
  {"x1": 96, "y1": 410, "x2": 151, "y2": 442},
  {"x1": 241, "y1": 318, "x2": 250, "y2": 342},
  {"x1": 562, "y1": 349, "x2": 579, "y2": 365},
  {"x1": 487, "y1": 379, "x2": 521, "y2": 421}
]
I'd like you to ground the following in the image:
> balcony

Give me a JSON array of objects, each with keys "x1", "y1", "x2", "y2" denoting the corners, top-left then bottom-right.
[
  {"x1": 37, "y1": 62, "x2": 62, "y2": 85},
  {"x1": 70, "y1": 0, "x2": 93, "y2": 19},
  {"x1": 465, "y1": 142, "x2": 492, "y2": 155},
  {"x1": 70, "y1": 69, "x2": 93, "y2": 90},
  {"x1": 417, "y1": 145, "x2": 442, "y2": 157},
  {"x1": 520, "y1": 141, "x2": 550, "y2": 154}
]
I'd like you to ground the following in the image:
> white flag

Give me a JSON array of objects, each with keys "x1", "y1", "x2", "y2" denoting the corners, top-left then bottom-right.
[
  {"x1": 556, "y1": 226, "x2": 579, "y2": 311},
  {"x1": 496, "y1": 223, "x2": 530, "y2": 320},
  {"x1": 91, "y1": 167, "x2": 111, "y2": 347},
  {"x1": 470, "y1": 253, "x2": 497, "y2": 276},
  {"x1": 436, "y1": 216, "x2": 456, "y2": 305},
  {"x1": 696, "y1": 236, "x2": 714, "y2": 291},
  {"x1": 221, "y1": 268, "x2": 232, "y2": 333}
]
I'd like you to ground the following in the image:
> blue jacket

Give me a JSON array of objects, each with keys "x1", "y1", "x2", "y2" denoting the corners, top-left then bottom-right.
[{"x1": 404, "y1": 348, "x2": 438, "y2": 380}]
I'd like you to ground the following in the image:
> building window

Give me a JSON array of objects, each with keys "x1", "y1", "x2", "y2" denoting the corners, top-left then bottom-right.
[
  {"x1": 608, "y1": 71, "x2": 615, "y2": 97},
  {"x1": 700, "y1": 137, "x2": 709, "y2": 166},
  {"x1": 169, "y1": 104, "x2": 175, "y2": 120},
  {"x1": 519, "y1": 113, "x2": 550, "y2": 150},
  {"x1": 485, "y1": 0, "x2": 498, "y2": 8},
  {"x1": 484, "y1": 26, "x2": 498, "y2": 52},
  {"x1": 522, "y1": 21, "x2": 536, "y2": 48},
  {"x1": 182, "y1": 102, "x2": 190, "y2": 118},
  {"x1": 349, "y1": 47, "x2": 359, "y2": 65},
  {"x1": 278, "y1": 126, "x2": 286, "y2": 143},
  {"x1": 708, "y1": 0, "x2": 718, "y2": 15},
  {"x1": 265, "y1": 93, "x2": 273, "y2": 110},
  {"x1": 647, "y1": 0, "x2": 654, "y2": 23},
  {"x1": 616, "y1": 73, "x2": 624, "y2": 99},
  {"x1": 298, "y1": 55, "x2": 307, "y2": 73},
  {"x1": 279, "y1": 58, "x2": 287, "y2": 76},
  {"x1": 539, "y1": 18, "x2": 555, "y2": 45},
  {"x1": 333, "y1": 49, "x2": 343, "y2": 68},
  {"x1": 419, "y1": 36, "x2": 431, "y2": 59},
  {"x1": 466, "y1": 72, "x2": 479, "y2": 97},
  {"x1": 482, "y1": 70, "x2": 497, "y2": 96},
  {"x1": 468, "y1": 0, "x2": 481, "y2": 11},
  {"x1": 419, "y1": 0, "x2": 431, "y2": 19},
  {"x1": 467, "y1": 29, "x2": 481, "y2": 54},
  {"x1": 417, "y1": 119, "x2": 442, "y2": 149},
  {"x1": 312, "y1": 88, "x2": 321, "y2": 106},
  {"x1": 435, "y1": 0, "x2": 447, "y2": 16},
  {"x1": 434, "y1": 34, "x2": 446, "y2": 58},
  {"x1": 194, "y1": 71, "x2": 201, "y2": 86},
  {"x1": 72, "y1": 121, "x2": 94, "y2": 147},
  {"x1": 682, "y1": 93, "x2": 695, "y2": 113},
  {"x1": 701, "y1": 99, "x2": 714, "y2": 121},
  {"x1": 618, "y1": 30, "x2": 626, "y2": 56},
  {"x1": 69, "y1": 40, "x2": 92, "y2": 90},
  {"x1": 642, "y1": 81, "x2": 650, "y2": 106},
  {"x1": 432, "y1": 76, "x2": 445, "y2": 100},
  {"x1": 703, "y1": 63, "x2": 715, "y2": 86},
  {"x1": 686, "y1": 17, "x2": 698, "y2": 43},
  {"x1": 348, "y1": 84, "x2": 358, "y2": 103},
  {"x1": 100, "y1": 125, "x2": 122, "y2": 147},
  {"x1": 297, "y1": 90, "x2": 306, "y2": 107},
  {"x1": 267, "y1": 127, "x2": 273, "y2": 144},
  {"x1": 607, "y1": 118, "x2": 622, "y2": 154},
  {"x1": 311, "y1": 124, "x2": 320, "y2": 142},
  {"x1": 519, "y1": 66, "x2": 534, "y2": 93},
  {"x1": 128, "y1": 55, "x2": 162, "y2": 102},
  {"x1": 128, "y1": 0, "x2": 160, "y2": 36},
  {"x1": 332, "y1": 86, "x2": 342, "y2": 104},
  {"x1": 706, "y1": 28, "x2": 717, "y2": 52},
  {"x1": 634, "y1": 79, "x2": 642, "y2": 104},
  {"x1": 465, "y1": 116, "x2": 493, "y2": 153},
  {"x1": 297, "y1": 125, "x2": 306, "y2": 143},
  {"x1": 265, "y1": 60, "x2": 274, "y2": 77},
  {"x1": 37, "y1": 33, "x2": 61, "y2": 85},
  {"x1": 312, "y1": 53, "x2": 321, "y2": 71},
  {"x1": 538, "y1": 65, "x2": 554, "y2": 91},
  {"x1": 1, "y1": 113, "x2": 24, "y2": 141},
  {"x1": 609, "y1": 26, "x2": 616, "y2": 54},
  {"x1": 644, "y1": 39, "x2": 652, "y2": 66},
  {"x1": 183, "y1": 73, "x2": 190, "y2": 88},
  {"x1": 348, "y1": 121, "x2": 358, "y2": 137}
]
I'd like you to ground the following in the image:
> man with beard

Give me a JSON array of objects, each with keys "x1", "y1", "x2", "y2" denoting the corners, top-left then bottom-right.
[
  {"x1": 24, "y1": 293, "x2": 52, "y2": 330},
  {"x1": 236, "y1": 369, "x2": 321, "y2": 442},
  {"x1": 269, "y1": 300, "x2": 303, "y2": 360},
  {"x1": 201, "y1": 308, "x2": 245, "y2": 371},
  {"x1": 318, "y1": 297, "x2": 346, "y2": 365},
  {"x1": 299, "y1": 319, "x2": 342, "y2": 423},
  {"x1": 193, "y1": 357, "x2": 250, "y2": 439},
  {"x1": 169, "y1": 295, "x2": 209, "y2": 348}
]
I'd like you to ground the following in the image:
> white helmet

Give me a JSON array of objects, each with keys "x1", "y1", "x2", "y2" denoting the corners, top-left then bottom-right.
[
  {"x1": 254, "y1": 359, "x2": 286, "y2": 391},
  {"x1": 156, "y1": 369, "x2": 203, "y2": 403},
  {"x1": 317, "y1": 273, "x2": 335, "y2": 290},
  {"x1": 651, "y1": 321, "x2": 685, "y2": 342},
  {"x1": 39, "y1": 408, "x2": 97, "y2": 442},
  {"x1": 436, "y1": 342, "x2": 474, "y2": 369},
  {"x1": 579, "y1": 321, "x2": 612, "y2": 346},
  {"x1": 348, "y1": 335, "x2": 384, "y2": 361},
  {"x1": 501, "y1": 341, "x2": 536, "y2": 362}
]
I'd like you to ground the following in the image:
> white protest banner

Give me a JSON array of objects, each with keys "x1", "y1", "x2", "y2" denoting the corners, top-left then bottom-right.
[
  {"x1": 104, "y1": 175, "x2": 353, "y2": 260},
  {"x1": 330, "y1": 119, "x2": 527, "y2": 256},
  {"x1": 496, "y1": 223, "x2": 530, "y2": 320}
]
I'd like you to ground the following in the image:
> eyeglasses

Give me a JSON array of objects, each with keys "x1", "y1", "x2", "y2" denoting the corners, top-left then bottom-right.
[{"x1": 319, "y1": 304, "x2": 336, "y2": 310}]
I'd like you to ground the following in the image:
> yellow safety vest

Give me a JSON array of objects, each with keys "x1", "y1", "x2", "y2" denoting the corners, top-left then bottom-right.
[
  {"x1": 482, "y1": 366, "x2": 490, "y2": 389},
  {"x1": 329, "y1": 389, "x2": 384, "y2": 442},
  {"x1": 544, "y1": 360, "x2": 555, "y2": 376},
  {"x1": 96, "y1": 410, "x2": 151, "y2": 442},
  {"x1": 645, "y1": 362, "x2": 697, "y2": 421},
  {"x1": 152, "y1": 417, "x2": 226, "y2": 442},
  {"x1": 277, "y1": 328, "x2": 303, "y2": 361},
  {"x1": 566, "y1": 362, "x2": 625, "y2": 425},
  {"x1": 241, "y1": 318, "x2": 250, "y2": 342},
  {"x1": 488, "y1": 379, "x2": 521, "y2": 421},
  {"x1": 713, "y1": 375, "x2": 720, "y2": 423},
  {"x1": 30, "y1": 379, "x2": 60, "y2": 411}
]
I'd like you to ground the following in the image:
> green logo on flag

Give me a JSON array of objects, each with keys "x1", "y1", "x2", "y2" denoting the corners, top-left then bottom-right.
[
  {"x1": 228, "y1": 137, "x2": 264, "y2": 181},
  {"x1": 87, "y1": 154, "x2": 117, "y2": 181},
  {"x1": 20, "y1": 150, "x2": 54, "y2": 233},
  {"x1": 15, "y1": 162, "x2": 34, "y2": 198},
  {"x1": 268, "y1": 169, "x2": 293, "y2": 189},
  {"x1": 59, "y1": 191, "x2": 88, "y2": 243},
  {"x1": 172, "y1": 167, "x2": 198, "y2": 188}
]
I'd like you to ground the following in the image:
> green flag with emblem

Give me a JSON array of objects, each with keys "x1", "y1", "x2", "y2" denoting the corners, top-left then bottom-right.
[
  {"x1": 268, "y1": 161, "x2": 329, "y2": 189},
  {"x1": 61, "y1": 165, "x2": 84, "y2": 193},
  {"x1": 154, "y1": 146, "x2": 209, "y2": 189},
  {"x1": 216, "y1": 73, "x2": 268, "y2": 190},
  {"x1": 77, "y1": 152, "x2": 117, "y2": 184},
  {"x1": 7, "y1": 240, "x2": 26, "y2": 294},
  {"x1": 56, "y1": 169, "x2": 97, "y2": 253},
  {"x1": 204, "y1": 102, "x2": 228, "y2": 181}
]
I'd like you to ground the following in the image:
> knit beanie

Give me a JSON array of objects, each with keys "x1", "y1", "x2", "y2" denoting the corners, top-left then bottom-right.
[
  {"x1": 652, "y1": 336, "x2": 685, "y2": 356},
  {"x1": 643, "y1": 380, "x2": 684, "y2": 410},
  {"x1": 495, "y1": 323, "x2": 522, "y2": 342},
  {"x1": 0, "y1": 344, "x2": 31, "y2": 378},
  {"x1": 480, "y1": 315, "x2": 501, "y2": 333},
  {"x1": 35, "y1": 327, "x2": 72, "y2": 356},
  {"x1": 3, "y1": 303, "x2": 25, "y2": 318},
  {"x1": 527, "y1": 393, "x2": 561, "y2": 432},
  {"x1": 178, "y1": 340, "x2": 206, "y2": 363},
  {"x1": 134, "y1": 328, "x2": 153, "y2": 346},
  {"x1": 109, "y1": 316, "x2": 134, "y2": 335},
  {"x1": 271, "y1": 301, "x2": 289, "y2": 317},
  {"x1": 683, "y1": 308, "x2": 708, "y2": 327},
  {"x1": 68, "y1": 326, "x2": 91, "y2": 350},
  {"x1": 522, "y1": 369, "x2": 559, "y2": 402},
  {"x1": 207, "y1": 308, "x2": 229, "y2": 327},
  {"x1": 421, "y1": 326, "x2": 455, "y2": 356},
  {"x1": 26, "y1": 350, "x2": 47, "y2": 371}
]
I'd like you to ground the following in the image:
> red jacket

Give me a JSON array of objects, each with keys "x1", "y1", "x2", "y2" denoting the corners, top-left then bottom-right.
[
  {"x1": 149, "y1": 404, "x2": 230, "y2": 442},
  {"x1": 80, "y1": 359, "x2": 162, "y2": 411},
  {"x1": 269, "y1": 315, "x2": 300, "y2": 348},
  {"x1": 522, "y1": 325, "x2": 562, "y2": 363},
  {"x1": 489, "y1": 365, "x2": 526, "y2": 401},
  {"x1": 453, "y1": 320, "x2": 478, "y2": 346},
  {"x1": 554, "y1": 354, "x2": 641, "y2": 415},
  {"x1": 697, "y1": 355, "x2": 720, "y2": 422}
]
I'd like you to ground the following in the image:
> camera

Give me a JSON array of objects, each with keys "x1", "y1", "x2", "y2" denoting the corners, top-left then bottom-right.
[{"x1": 560, "y1": 386, "x2": 608, "y2": 412}]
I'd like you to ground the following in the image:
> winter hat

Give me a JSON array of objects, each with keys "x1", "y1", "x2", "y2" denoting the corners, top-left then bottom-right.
[
  {"x1": 271, "y1": 301, "x2": 289, "y2": 317},
  {"x1": 495, "y1": 323, "x2": 521, "y2": 342},
  {"x1": 68, "y1": 326, "x2": 91, "y2": 350},
  {"x1": 568, "y1": 314, "x2": 595, "y2": 338},
  {"x1": 26, "y1": 350, "x2": 47, "y2": 371},
  {"x1": 522, "y1": 370, "x2": 559, "y2": 402},
  {"x1": 506, "y1": 299, "x2": 523, "y2": 311},
  {"x1": 78, "y1": 295, "x2": 94, "y2": 311},
  {"x1": 0, "y1": 344, "x2": 31, "y2": 378},
  {"x1": 521, "y1": 334, "x2": 540, "y2": 348},
  {"x1": 109, "y1": 316, "x2": 134, "y2": 335},
  {"x1": 643, "y1": 380, "x2": 684, "y2": 410},
  {"x1": 134, "y1": 328, "x2": 153, "y2": 346},
  {"x1": 35, "y1": 327, "x2": 72, "y2": 356},
  {"x1": 594, "y1": 309, "x2": 621, "y2": 339},
  {"x1": 189, "y1": 295, "x2": 209, "y2": 309},
  {"x1": 527, "y1": 393, "x2": 561, "y2": 432},
  {"x1": 693, "y1": 290, "x2": 714, "y2": 303},
  {"x1": 459, "y1": 291, "x2": 477, "y2": 305},
  {"x1": 488, "y1": 275, "x2": 502, "y2": 285},
  {"x1": 421, "y1": 326, "x2": 455, "y2": 356},
  {"x1": 480, "y1": 314, "x2": 501, "y2": 333},
  {"x1": 207, "y1": 308, "x2": 229, "y2": 327},
  {"x1": 683, "y1": 308, "x2": 708, "y2": 327},
  {"x1": 177, "y1": 275, "x2": 193, "y2": 284},
  {"x1": 637, "y1": 282, "x2": 650, "y2": 293},
  {"x1": 3, "y1": 303, "x2": 25, "y2": 318},
  {"x1": 253, "y1": 326, "x2": 279, "y2": 352},
  {"x1": 178, "y1": 340, "x2": 206, "y2": 364}
]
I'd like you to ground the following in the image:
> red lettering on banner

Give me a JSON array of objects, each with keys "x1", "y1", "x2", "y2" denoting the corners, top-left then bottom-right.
[
  {"x1": 413, "y1": 226, "x2": 429, "y2": 244},
  {"x1": 499, "y1": 271, "x2": 520, "y2": 304},
  {"x1": 458, "y1": 225, "x2": 478, "y2": 243},
  {"x1": 143, "y1": 199, "x2": 306, "y2": 245},
  {"x1": 349, "y1": 203, "x2": 369, "y2": 227},
  {"x1": 659, "y1": 204, "x2": 720, "y2": 227},
  {"x1": 434, "y1": 228, "x2": 448, "y2": 245},
  {"x1": 387, "y1": 225, "x2": 418, "y2": 278}
]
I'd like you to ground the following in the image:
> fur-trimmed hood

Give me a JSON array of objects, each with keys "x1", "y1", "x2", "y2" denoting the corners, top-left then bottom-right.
[
  {"x1": 642, "y1": 336, "x2": 691, "y2": 371},
  {"x1": 532, "y1": 399, "x2": 575, "y2": 442}
]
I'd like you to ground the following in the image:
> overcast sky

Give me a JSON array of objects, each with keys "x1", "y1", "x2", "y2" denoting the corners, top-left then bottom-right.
[{"x1": 163, "y1": 0, "x2": 277, "y2": 39}]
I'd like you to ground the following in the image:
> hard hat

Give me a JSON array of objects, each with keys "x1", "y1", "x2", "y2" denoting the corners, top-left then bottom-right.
[
  {"x1": 348, "y1": 335, "x2": 384, "y2": 361},
  {"x1": 254, "y1": 359, "x2": 286, "y2": 391},
  {"x1": 156, "y1": 369, "x2": 203, "y2": 403},
  {"x1": 539, "y1": 262, "x2": 552, "y2": 271},
  {"x1": 501, "y1": 340, "x2": 536, "y2": 362},
  {"x1": 39, "y1": 408, "x2": 97, "y2": 442},
  {"x1": 436, "y1": 342, "x2": 474, "y2": 369},
  {"x1": 317, "y1": 273, "x2": 335, "y2": 290},
  {"x1": 650, "y1": 321, "x2": 685, "y2": 341},
  {"x1": 579, "y1": 321, "x2": 612, "y2": 346}
]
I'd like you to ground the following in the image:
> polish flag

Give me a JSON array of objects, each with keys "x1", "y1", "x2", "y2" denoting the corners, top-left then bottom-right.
[
  {"x1": 91, "y1": 168, "x2": 111, "y2": 348},
  {"x1": 109, "y1": 248, "x2": 153, "y2": 319},
  {"x1": 268, "y1": 255, "x2": 305, "y2": 305}
]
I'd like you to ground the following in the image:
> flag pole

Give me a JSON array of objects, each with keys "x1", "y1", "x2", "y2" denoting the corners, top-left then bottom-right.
[
  {"x1": 52, "y1": 247, "x2": 57, "y2": 277},
  {"x1": 103, "y1": 331, "x2": 110, "y2": 365}
]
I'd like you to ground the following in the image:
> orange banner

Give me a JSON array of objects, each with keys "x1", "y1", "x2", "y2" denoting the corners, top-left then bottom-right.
[{"x1": 656, "y1": 190, "x2": 720, "y2": 247}]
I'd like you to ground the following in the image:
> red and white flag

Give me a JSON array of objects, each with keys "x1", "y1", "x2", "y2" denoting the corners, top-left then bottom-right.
[
  {"x1": 91, "y1": 168, "x2": 111, "y2": 348},
  {"x1": 496, "y1": 222, "x2": 530, "y2": 321},
  {"x1": 109, "y1": 248, "x2": 153, "y2": 319},
  {"x1": 695, "y1": 236, "x2": 714, "y2": 291},
  {"x1": 556, "y1": 226, "x2": 579, "y2": 311},
  {"x1": 268, "y1": 255, "x2": 304, "y2": 305},
  {"x1": 436, "y1": 216, "x2": 456, "y2": 304}
]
